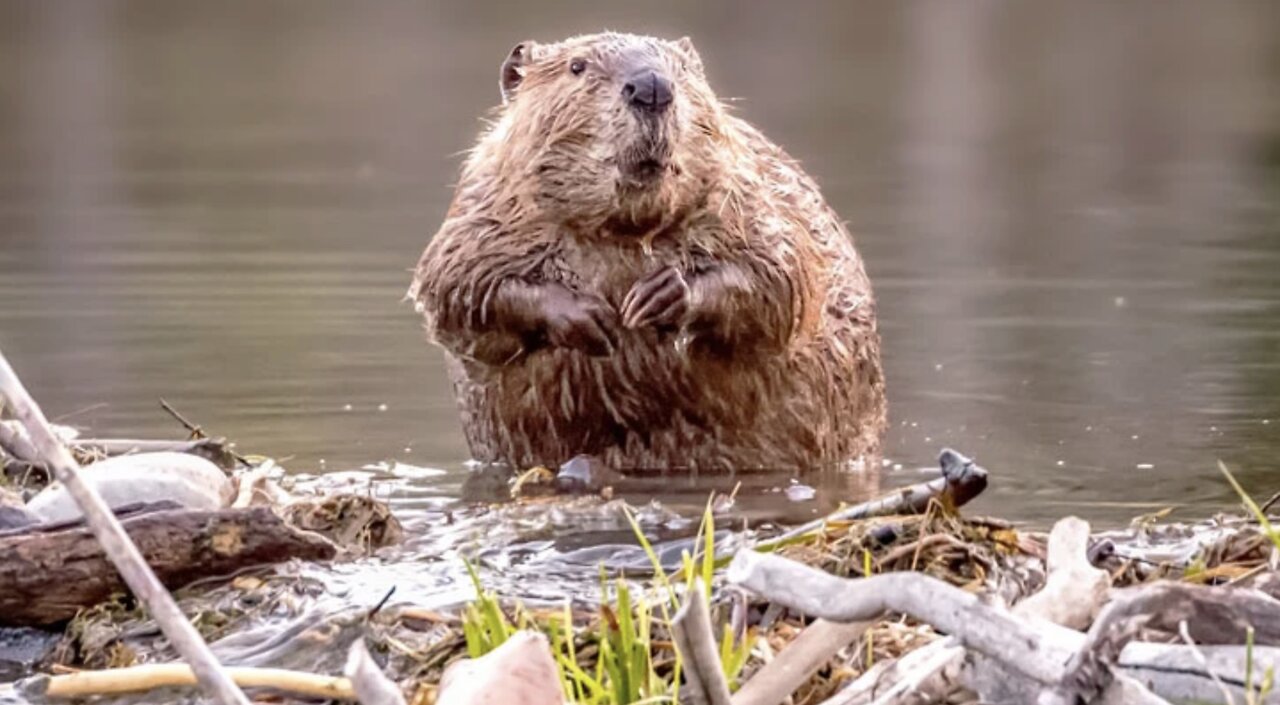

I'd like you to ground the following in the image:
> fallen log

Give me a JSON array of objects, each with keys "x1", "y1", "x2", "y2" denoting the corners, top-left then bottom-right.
[{"x1": 0, "y1": 506, "x2": 337, "y2": 626}]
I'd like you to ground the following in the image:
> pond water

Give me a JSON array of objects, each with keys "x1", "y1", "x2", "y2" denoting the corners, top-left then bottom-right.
[{"x1": 1, "y1": 1, "x2": 1278, "y2": 534}]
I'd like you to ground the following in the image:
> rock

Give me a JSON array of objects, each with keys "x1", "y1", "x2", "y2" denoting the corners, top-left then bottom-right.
[
  {"x1": 25, "y1": 452, "x2": 232, "y2": 524},
  {"x1": 436, "y1": 631, "x2": 564, "y2": 705}
]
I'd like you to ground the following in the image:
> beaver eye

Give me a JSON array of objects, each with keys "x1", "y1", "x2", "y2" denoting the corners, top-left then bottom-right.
[{"x1": 569, "y1": 59, "x2": 587, "y2": 75}]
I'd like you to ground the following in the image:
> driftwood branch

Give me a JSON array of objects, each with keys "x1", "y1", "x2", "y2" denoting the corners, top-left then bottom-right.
[
  {"x1": 762, "y1": 448, "x2": 987, "y2": 550},
  {"x1": 672, "y1": 580, "x2": 733, "y2": 705},
  {"x1": 0, "y1": 506, "x2": 337, "y2": 626},
  {"x1": 0, "y1": 351, "x2": 250, "y2": 705},
  {"x1": 17, "y1": 664, "x2": 356, "y2": 700},
  {"x1": 732, "y1": 619, "x2": 873, "y2": 705},
  {"x1": 727, "y1": 549, "x2": 1079, "y2": 687}
]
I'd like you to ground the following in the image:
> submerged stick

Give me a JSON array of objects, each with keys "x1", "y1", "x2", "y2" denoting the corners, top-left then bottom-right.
[
  {"x1": 672, "y1": 580, "x2": 733, "y2": 705},
  {"x1": 761, "y1": 448, "x2": 987, "y2": 550},
  {"x1": 20, "y1": 664, "x2": 354, "y2": 700},
  {"x1": 0, "y1": 351, "x2": 250, "y2": 705}
]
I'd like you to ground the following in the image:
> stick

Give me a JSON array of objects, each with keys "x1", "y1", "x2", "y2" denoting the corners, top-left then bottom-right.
[
  {"x1": 760, "y1": 448, "x2": 987, "y2": 551},
  {"x1": 818, "y1": 638, "x2": 962, "y2": 705},
  {"x1": 345, "y1": 639, "x2": 407, "y2": 705},
  {"x1": 731, "y1": 619, "x2": 873, "y2": 705},
  {"x1": 672, "y1": 580, "x2": 733, "y2": 705},
  {"x1": 727, "y1": 549, "x2": 1079, "y2": 687},
  {"x1": 0, "y1": 419, "x2": 40, "y2": 463},
  {"x1": 0, "y1": 351, "x2": 250, "y2": 705},
  {"x1": 19, "y1": 664, "x2": 355, "y2": 700}
]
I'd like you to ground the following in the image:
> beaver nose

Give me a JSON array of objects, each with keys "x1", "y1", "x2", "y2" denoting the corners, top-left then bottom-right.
[{"x1": 622, "y1": 71, "x2": 673, "y2": 114}]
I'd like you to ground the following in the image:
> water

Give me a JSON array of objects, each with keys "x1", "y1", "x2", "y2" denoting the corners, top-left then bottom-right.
[{"x1": 1, "y1": 1, "x2": 1278, "y2": 530}]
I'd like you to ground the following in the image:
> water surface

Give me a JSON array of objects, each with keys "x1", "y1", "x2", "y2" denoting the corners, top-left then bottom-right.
[{"x1": 1, "y1": 1, "x2": 1278, "y2": 528}]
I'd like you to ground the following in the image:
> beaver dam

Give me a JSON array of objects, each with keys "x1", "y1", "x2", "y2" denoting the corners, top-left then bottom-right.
[{"x1": 0, "y1": 355, "x2": 1277, "y2": 705}]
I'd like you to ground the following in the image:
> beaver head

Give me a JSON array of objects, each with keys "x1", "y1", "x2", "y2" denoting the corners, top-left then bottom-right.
[{"x1": 474, "y1": 33, "x2": 727, "y2": 237}]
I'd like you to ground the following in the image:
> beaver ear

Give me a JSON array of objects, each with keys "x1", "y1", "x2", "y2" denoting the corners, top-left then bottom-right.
[
  {"x1": 500, "y1": 41, "x2": 538, "y2": 105},
  {"x1": 674, "y1": 36, "x2": 704, "y2": 75}
]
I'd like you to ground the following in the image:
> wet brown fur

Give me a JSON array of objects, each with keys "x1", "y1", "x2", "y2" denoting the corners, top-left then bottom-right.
[{"x1": 409, "y1": 32, "x2": 886, "y2": 472}]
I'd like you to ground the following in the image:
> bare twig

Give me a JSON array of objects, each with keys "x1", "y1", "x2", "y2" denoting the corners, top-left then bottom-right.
[
  {"x1": 672, "y1": 580, "x2": 733, "y2": 705},
  {"x1": 159, "y1": 397, "x2": 205, "y2": 439},
  {"x1": 732, "y1": 618, "x2": 872, "y2": 705},
  {"x1": 760, "y1": 448, "x2": 987, "y2": 551},
  {"x1": 17, "y1": 664, "x2": 354, "y2": 700},
  {"x1": 345, "y1": 639, "x2": 407, "y2": 705},
  {"x1": 0, "y1": 351, "x2": 250, "y2": 705}
]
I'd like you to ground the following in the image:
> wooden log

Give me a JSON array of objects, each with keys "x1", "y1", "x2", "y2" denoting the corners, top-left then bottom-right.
[{"x1": 0, "y1": 507, "x2": 337, "y2": 626}]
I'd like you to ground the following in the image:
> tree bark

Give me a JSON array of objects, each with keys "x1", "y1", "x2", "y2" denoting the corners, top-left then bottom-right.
[{"x1": 0, "y1": 507, "x2": 336, "y2": 626}]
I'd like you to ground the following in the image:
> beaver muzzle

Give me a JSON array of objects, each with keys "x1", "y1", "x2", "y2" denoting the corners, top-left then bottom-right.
[{"x1": 622, "y1": 70, "x2": 673, "y2": 114}]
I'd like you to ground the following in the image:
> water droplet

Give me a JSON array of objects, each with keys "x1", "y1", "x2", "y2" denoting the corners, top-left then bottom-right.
[
  {"x1": 934, "y1": 363, "x2": 944, "y2": 371},
  {"x1": 1114, "y1": 296, "x2": 1127, "y2": 308},
  {"x1": 1136, "y1": 463, "x2": 1154, "y2": 470},
  {"x1": 892, "y1": 463, "x2": 903, "y2": 471},
  {"x1": 1131, "y1": 435, "x2": 1140, "y2": 440},
  {"x1": 1056, "y1": 460, "x2": 1065, "y2": 467},
  {"x1": 342, "y1": 404, "x2": 353, "y2": 412},
  {"x1": 377, "y1": 403, "x2": 389, "y2": 412}
]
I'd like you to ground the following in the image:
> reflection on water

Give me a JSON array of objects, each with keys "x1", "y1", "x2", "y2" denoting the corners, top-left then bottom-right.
[{"x1": 0, "y1": 1, "x2": 1278, "y2": 529}]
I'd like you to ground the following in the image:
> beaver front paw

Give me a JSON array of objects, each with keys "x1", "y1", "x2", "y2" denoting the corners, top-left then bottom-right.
[
  {"x1": 621, "y1": 266, "x2": 690, "y2": 331},
  {"x1": 539, "y1": 287, "x2": 621, "y2": 356}
]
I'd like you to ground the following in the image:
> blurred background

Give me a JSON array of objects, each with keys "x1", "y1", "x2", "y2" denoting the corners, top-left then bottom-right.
[{"x1": 0, "y1": 0, "x2": 1276, "y2": 525}]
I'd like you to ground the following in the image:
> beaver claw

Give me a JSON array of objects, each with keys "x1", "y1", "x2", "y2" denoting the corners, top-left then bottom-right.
[
  {"x1": 541, "y1": 289, "x2": 620, "y2": 356},
  {"x1": 622, "y1": 266, "x2": 690, "y2": 330}
]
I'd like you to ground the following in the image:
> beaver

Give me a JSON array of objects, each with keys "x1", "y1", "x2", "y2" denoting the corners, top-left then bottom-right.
[{"x1": 409, "y1": 32, "x2": 885, "y2": 473}]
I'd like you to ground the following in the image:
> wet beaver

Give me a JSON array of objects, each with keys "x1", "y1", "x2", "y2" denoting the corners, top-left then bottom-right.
[{"x1": 409, "y1": 32, "x2": 885, "y2": 473}]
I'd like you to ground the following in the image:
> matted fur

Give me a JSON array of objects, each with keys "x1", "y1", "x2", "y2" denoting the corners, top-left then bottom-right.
[{"x1": 409, "y1": 32, "x2": 886, "y2": 472}]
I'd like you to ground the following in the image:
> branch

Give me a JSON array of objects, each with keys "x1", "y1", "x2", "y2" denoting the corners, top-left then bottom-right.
[
  {"x1": 18, "y1": 664, "x2": 354, "y2": 700},
  {"x1": 727, "y1": 549, "x2": 1078, "y2": 686},
  {"x1": 731, "y1": 619, "x2": 872, "y2": 705},
  {"x1": 672, "y1": 580, "x2": 733, "y2": 705},
  {"x1": 760, "y1": 448, "x2": 987, "y2": 550},
  {"x1": 0, "y1": 351, "x2": 250, "y2": 705}
]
